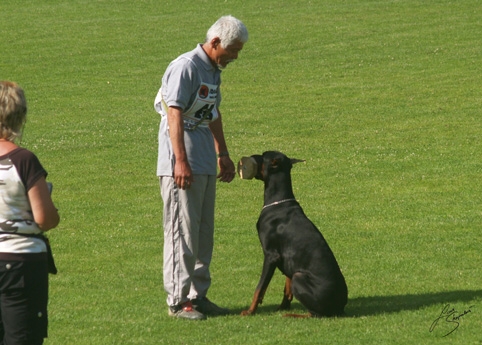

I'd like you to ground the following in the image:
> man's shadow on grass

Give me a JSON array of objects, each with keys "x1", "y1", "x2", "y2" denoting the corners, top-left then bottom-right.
[{"x1": 231, "y1": 290, "x2": 482, "y2": 317}]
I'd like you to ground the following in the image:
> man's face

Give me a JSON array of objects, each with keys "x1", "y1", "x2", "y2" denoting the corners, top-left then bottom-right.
[{"x1": 214, "y1": 40, "x2": 244, "y2": 69}]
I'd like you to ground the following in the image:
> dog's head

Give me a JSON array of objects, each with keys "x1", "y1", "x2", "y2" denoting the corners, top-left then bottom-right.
[{"x1": 237, "y1": 151, "x2": 304, "y2": 181}]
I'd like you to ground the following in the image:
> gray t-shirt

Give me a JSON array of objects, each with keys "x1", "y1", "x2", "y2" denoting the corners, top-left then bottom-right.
[{"x1": 154, "y1": 44, "x2": 222, "y2": 176}]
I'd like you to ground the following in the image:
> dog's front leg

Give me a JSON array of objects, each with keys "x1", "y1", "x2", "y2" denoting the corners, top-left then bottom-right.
[
  {"x1": 241, "y1": 259, "x2": 277, "y2": 316},
  {"x1": 278, "y1": 276, "x2": 293, "y2": 310}
]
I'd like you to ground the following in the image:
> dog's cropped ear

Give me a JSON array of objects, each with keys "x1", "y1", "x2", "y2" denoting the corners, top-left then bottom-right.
[{"x1": 290, "y1": 158, "x2": 305, "y2": 165}]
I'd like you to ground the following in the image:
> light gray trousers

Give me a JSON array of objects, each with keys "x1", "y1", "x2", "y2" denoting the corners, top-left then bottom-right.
[{"x1": 160, "y1": 175, "x2": 216, "y2": 307}]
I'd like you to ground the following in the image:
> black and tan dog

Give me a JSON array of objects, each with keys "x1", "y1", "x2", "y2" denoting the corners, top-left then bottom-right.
[{"x1": 238, "y1": 151, "x2": 348, "y2": 317}]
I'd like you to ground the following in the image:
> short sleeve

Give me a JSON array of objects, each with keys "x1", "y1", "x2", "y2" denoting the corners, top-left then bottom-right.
[
  {"x1": 161, "y1": 57, "x2": 200, "y2": 111},
  {"x1": 9, "y1": 148, "x2": 48, "y2": 191}
]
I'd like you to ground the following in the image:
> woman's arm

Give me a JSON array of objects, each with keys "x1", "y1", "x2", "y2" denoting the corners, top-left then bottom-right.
[{"x1": 28, "y1": 176, "x2": 60, "y2": 231}]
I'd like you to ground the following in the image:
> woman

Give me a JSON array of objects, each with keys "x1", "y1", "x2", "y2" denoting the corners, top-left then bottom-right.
[{"x1": 0, "y1": 81, "x2": 60, "y2": 344}]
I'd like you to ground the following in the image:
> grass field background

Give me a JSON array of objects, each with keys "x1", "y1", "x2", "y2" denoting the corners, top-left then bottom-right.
[{"x1": 1, "y1": 0, "x2": 481, "y2": 344}]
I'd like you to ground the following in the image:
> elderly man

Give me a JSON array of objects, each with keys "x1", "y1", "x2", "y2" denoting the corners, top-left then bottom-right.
[{"x1": 154, "y1": 16, "x2": 248, "y2": 320}]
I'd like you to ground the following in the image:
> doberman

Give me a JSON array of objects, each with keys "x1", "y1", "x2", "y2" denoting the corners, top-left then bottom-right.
[{"x1": 237, "y1": 151, "x2": 348, "y2": 317}]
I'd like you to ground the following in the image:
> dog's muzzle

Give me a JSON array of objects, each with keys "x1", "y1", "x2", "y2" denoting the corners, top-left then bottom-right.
[{"x1": 237, "y1": 157, "x2": 258, "y2": 179}]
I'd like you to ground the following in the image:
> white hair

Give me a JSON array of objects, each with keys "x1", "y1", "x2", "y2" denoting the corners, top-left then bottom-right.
[{"x1": 206, "y1": 15, "x2": 249, "y2": 48}]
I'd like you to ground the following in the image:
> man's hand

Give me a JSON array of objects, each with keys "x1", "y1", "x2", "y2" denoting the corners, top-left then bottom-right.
[
  {"x1": 217, "y1": 156, "x2": 236, "y2": 183},
  {"x1": 174, "y1": 159, "x2": 193, "y2": 190}
]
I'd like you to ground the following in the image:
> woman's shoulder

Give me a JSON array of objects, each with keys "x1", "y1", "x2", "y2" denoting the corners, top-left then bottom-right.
[
  {"x1": 4, "y1": 147, "x2": 37, "y2": 161},
  {"x1": 5, "y1": 147, "x2": 46, "y2": 190},
  {"x1": 4, "y1": 147, "x2": 43, "y2": 173}
]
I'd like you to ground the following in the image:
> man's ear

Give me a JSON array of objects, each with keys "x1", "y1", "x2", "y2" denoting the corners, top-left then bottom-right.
[{"x1": 211, "y1": 37, "x2": 221, "y2": 49}]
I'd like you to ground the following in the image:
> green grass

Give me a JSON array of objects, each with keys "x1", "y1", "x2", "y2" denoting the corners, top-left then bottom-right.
[{"x1": 1, "y1": 0, "x2": 481, "y2": 344}]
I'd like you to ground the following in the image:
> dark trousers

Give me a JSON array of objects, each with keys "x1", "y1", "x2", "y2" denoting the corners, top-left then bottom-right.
[{"x1": 0, "y1": 259, "x2": 48, "y2": 345}]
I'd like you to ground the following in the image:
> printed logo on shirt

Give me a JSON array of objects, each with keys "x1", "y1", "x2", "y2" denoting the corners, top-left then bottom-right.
[{"x1": 199, "y1": 85, "x2": 209, "y2": 99}]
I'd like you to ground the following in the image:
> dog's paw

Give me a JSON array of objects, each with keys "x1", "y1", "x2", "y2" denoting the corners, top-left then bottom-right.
[
  {"x1": 240, "y1": 309, "x2": 254, "y2": 316},
  {"x1": 278, "y1": 296, "x2": 292, "y2": 310},
  {"x1": 277, "y1": 302, "x2": 291, "y2": 311}
]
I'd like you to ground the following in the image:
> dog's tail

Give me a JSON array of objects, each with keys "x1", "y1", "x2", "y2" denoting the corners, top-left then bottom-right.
[
  {"x1": 282, "y1": 313, "x2": 312, "y2": 318},
  {"x1": 283, "y1": 311, "x2": 348, "y2": 318}
]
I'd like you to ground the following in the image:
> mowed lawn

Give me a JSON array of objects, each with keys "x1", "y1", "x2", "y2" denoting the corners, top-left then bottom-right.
[{"x1": 1, "y1": 0, "x2": 481, "y2": 344}]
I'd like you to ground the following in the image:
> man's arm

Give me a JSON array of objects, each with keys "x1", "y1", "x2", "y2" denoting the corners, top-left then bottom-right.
[
  {"x1": 168, "y1": 106, "x2": 193, "y2": 189},
  {"x1": 209, "y1": 109, "x2": 236, "y2": 183}
]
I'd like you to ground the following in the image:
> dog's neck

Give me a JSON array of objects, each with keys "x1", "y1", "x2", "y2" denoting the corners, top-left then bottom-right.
[{"x1": 263, "y1": 173, "x2": 296, "y2": 206}]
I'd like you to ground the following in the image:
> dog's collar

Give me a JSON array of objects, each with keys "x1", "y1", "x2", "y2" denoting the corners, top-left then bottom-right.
[{"x1": 262, "y1": 198, "x2": 297, "y2": 210}]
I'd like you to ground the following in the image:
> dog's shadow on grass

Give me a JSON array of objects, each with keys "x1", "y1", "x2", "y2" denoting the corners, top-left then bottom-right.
[
  {"x1": 230, "y1": 290, "x2": 482, "y2": 317},
  {"x1": 347, "y1": 289, "x2": 482, "y2": 317}
]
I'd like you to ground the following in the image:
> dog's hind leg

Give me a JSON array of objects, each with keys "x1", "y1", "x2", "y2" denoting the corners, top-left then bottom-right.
[
  {"x1": 281, "y1": 272, "x2": 317, "y2": 317},
  {"x1": 280, "y1": 276, "x2": 313, "y2": 318},
  {"x1": 278, "y1": 277, "x2": 293, "y2": 310},
  {"x1": 290, "y1": 271, "x2": 346, "y2": 317}
]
